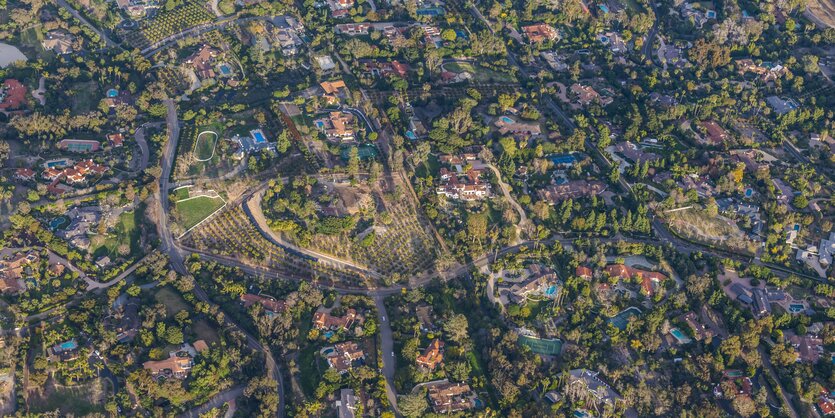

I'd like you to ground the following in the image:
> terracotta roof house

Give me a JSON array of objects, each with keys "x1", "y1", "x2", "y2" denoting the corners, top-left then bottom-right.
[
  {"x1": 522, "y1": 24, "x2": 558, "y2": 43},
  {"x1": 416, "y1": 339, "x2": 445, "y2": 370},
  {"x1": 15, "y1": 168, "x2": 36, "y2": 181},
  {"x1": 241, "y1": 293, "x2": 288, "y2": 313},
  {"x1": 0, "y1": 251, "x2": 38, "y2": 292},
  {"x1": 426, "y1": 381, "x2": 476, "y2": 414},
  {"x1": 570, "y1": 83, "x2": 608, "y2": 106},
  {"x1": 335, "y1": 23, "x2": 371, "y2": 35},
  {"x1": 575, "y1": 266, "x2": 593, "y2": 279},
  {"x1": 0, "y1": 79, "x2": 27, "y2": 111},
  {"x1": 313, "y1": 308, "x2": 360, "y2": 330},
  {"x1": 314, "y1": 111, "x2": 356, "y2": 142},
  {"x1": 698, "y1": 120, "x2": 729, "y2": 145},
  {"x1": 604, "y1": 264, "x2": 667, "y2": 295},
  {"x1": 107, "y1": 133, "x2": 124, "y2": 147},
  {"x1": 326, "y1": 341, "x2": 365, "y2": 373},
  {"x1": 363, "y1": 60, "x2": 409, "y2": 78},
  {"x1": 185, "y1": 45, "x2": 220, "y2": 80},
  {"x1": 143, "y1": 354, "x2": 194, "y2": 379}
]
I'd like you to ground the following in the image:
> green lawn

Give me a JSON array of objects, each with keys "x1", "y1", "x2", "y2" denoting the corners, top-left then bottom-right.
[
  {"x1": 194, "y1": 131, "x2": 218, "y2": 161},
  {"x1": 298, "y1": 346, "x2": 322, "y2": 397},
  {"x1": 174, "y1": 195, "x2": 225, "y2": 230},
  {"x1": 92, "y1": 208, "x2": 141, "y2": 259},
  {"x1": 154, "y1": 287, "x2": 189, "y2": 318},
  {"x1": 69, "y1": 81, "x2": 99, "y2": 113},
  {"x1": 192, "y1": 318, "x2": 220, "y2": 345}
]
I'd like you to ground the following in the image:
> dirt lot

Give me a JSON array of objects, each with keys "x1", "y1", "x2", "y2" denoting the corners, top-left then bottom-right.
[{"x1": 806, "y1": 0, "x2": 835, "y2": 29}]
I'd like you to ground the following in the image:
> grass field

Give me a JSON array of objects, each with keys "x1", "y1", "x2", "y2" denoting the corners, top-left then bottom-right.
[
  {"x1": 298, "y1": 346, "x2": 322, "y2": 397},
  {"x1": 154, "y1": 287, "x2": 189, "y2": 317},
  {"x1": 174, "y1": 195, "x2": 225, "y2": 231},
  {"x1": 69, "y1": 81, "x2": 99, "y2": 113},
  {"x1": 92, "y1": 208, "x2": 141, "y2": 259},
  {"x1": 29, "y1": 379, "x2": 107, "y2": 415},
  {"x1": 192, "y1": 318, "x2": 220, "y2": 345},
  {"x1": 194, "y1": 131, "x2": 218, "y2": 161}
]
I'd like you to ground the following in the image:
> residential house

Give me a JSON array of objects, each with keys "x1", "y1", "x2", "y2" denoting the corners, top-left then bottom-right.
[
  {"x1": 143, "y1": 354, "x2": 194, "y2": 379},
  {"x1": 241, "y1": 293, "x2": 288, "y2": 314},
  {"x1": 785, "y1": 331, "x2": 823, "y2": 363},
  {"x1": 575, "y1": 266, "x2": 593, "y2": 279},
  {"x1": 538, "y1": 180, "x2": 607, "y2": 204},
  {"x1": 502, "y1": 265, "x2": 561, "y2": 303},
  {"x1": 325, "y1": 341, "x2": 365, "y2": 373},
  {"x1": 49, "y1": 338, "x2": 80, "y2": 362},
  {"x1": 819, "y1": 232, "x2": 835, "y2": 267},
  {"x1": 416, "y1": 339, "x2": 444, "y2": 371},
  {"x1": 314, "y1": 111, "x2": 356, "y2": 142},
  {"x1": 521, "y1": 24, "x2": 558, "y2": 43},
  {"x1": 494, "y1": 115, "x2": 542, "y2": 137},
  {"x1": 107, "y1": 133, "x2": 124, "y2": 147},
  {"x1": 604, "y1": 264, "x2": 667, "y2": 296},
  {"x1": 714, "y1": 370, "x2": 753, "y2": 398},
  {"x1": 426, "y1": 380, "x2": 476, "y2": 414},
  {"x1": 0, "y1": 251, "x2": 38, "y2": 293},
  {"x1": 363, "y1": 60, "x2": 409, "y2": 78},
  {"x1": 570, "y1": 83, "x2": 612, "y2": 106},
  {"x1": 335, "y1": 23, "x2": 371, "y2": 35},
  {"x1": 320, "y1": 80, "x2": 350, "y2": 104},
  {"x1": 15, "y1": 168, "x2": 36, "y2": 181},
  {"x1": 698, "y1": 120, "x2": 729, "y2": 145},
  {"x1": 567, "y1": 369, "x2": 624, "y2": 415},
  {"x1": 42, "y1": 30, "x2": 76, "y2": 54},
  {"x1": 0, "y1": 79, "x2": 27, "y2": 112},
  {"x1": 679, "y1": 311, "x2": 715, "y2": 341},
  {"x1": 335, "y1": 389, "x2": 357, "y2": 418},
  {"x1": 313, "y1": 308, "x2": 360, "y2": 330},
  {"x1": 613, "y1": 141, "x2": 659, "y2": 164},
  {"x1": 184, "y1": 45, "x2": 220, "y2": 80}
]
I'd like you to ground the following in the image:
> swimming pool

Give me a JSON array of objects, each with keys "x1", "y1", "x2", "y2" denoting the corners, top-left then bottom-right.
[
  {"x1": 106, "y1": 88, "x2": 118, "y2": 98},
  {"x1": 219, "y1": 64, "x2": 231, "y2": 75},
  {"x1": 315, "y1": 120, "x2": 325, "y2": 129},
  {"x1": 789, "y1": 303, "x2": 804, "y2": 313},
  {"x1": 405, "y1": 130, "x2": 417, "y2": 140},
  {"x1": 60, "y1": 340, "x2": 78, "y2": 350},
  {"x1": 500, "y1": 116, "x2": 514, "y2": 124},
  {"x1": 252, "y1": 130, "x2": 266, "y2": 143},
  {"x1": 50, "y1": 216, "x2": 70, "y2": 230},
  {"x1": 544, "y1": 285, "x2": 558, "y2": 296},
  {"x1": 323, "y1": 331, "x2": 334, "y2": 339},
  {"x1": 670, "y1": 328, "x2": 692, "y2": 344}
]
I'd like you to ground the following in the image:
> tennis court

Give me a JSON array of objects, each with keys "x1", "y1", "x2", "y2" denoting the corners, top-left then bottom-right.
[{"x1": 518, "y1": 335, "x2": 562, "y2": 355}]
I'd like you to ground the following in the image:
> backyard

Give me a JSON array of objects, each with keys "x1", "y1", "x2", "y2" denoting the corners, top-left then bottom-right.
[
  {"x1": 154, "y1": 287, "x2": 190, "y2": 318},
  {"x1": 91, "y1": 207, "x2": 142, "y2": 259}
]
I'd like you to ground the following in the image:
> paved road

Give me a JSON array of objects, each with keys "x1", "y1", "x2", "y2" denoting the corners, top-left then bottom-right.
[
  {"x1": 133, "y1": 122, "x2": 163, "y2": 173},
  {"x1": 245, "y1": 190, "x2": 382, "y2": 279},
  {"x1": 641, "y1": 2, "x2": 660, "y2": 63},
  {"x1": 178, "y1": 386, "x2": 245, "y2": 418},
  {"x1": 374, "y1": 295, "x2": 400, "y2": 416},
  {"x1": 758, "y1": 345, "x2": 800, "y2": 418},
  {"x1": 85, "y1": 254, "x2": 151, "y2": 290},
  {"x1": 55, "y1": 0, "x2": 119, "y2": 48},
  {"x1": 157, "y1": 98, "x2": 286, "y2": 418}
]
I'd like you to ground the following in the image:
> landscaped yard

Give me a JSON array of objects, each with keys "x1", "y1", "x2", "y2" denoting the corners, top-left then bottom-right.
[
  {"x1": 192, "y1": 318, "x2": 220, "y2": 345},
  {"x1": 91, "y1": 207, "x2": 142, "y2": 259},
  {"x1": 174, "y1": 195, "x2": 225, "y2": 231},
  {"x1": 443, "y1": 61, "x2": 516, "y2": 83}
]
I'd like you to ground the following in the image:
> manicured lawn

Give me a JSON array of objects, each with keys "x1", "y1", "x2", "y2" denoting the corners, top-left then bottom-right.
[
  {"x1": 92, "y1": 207, "x2": 141, "y2": 259},
  {"x1": 69, "y1": 81, "x2": 99, "y2": 113},
  {"x1": 174, "y1": 195, "x2": 225, "y2": 230},
  {"x1": 154, "y1": 287, "x2": 189, "y2": 318}
]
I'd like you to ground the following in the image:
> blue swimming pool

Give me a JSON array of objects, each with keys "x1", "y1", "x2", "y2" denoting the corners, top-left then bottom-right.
[
  {"x1": 253, "y1": 131, "x2": 266, "y2": 143},
  {"x1": 106, "y1": 88, "x2": 118, "y2": 98},
  {"x1": 545, "y1": 285, "x2": 557, "y2": 296},
  {"x1": 405, "y1": 131, "x2": 417, "y2": 140},
  {"x1": 60, "y1": 340, "x2": 78, "y2": 350},
  {"x1": 670, "y1": 328, "x2": 692, "y2": 343},
  {"x1": 500, "y1": 116, "x2": 514, "y2": 123},
  {"x1": 323, "y1": 331, "x2": 334, "y2": 339},
  {"x1": 789, "y1": 303, "x2": 804, "y2": 313},
  {"x1": 220, "y1": 64, "x2": 231, "y2": 75},
  {"x1": 315, "y1": 120, "x2": 325, "y2": 129}
]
